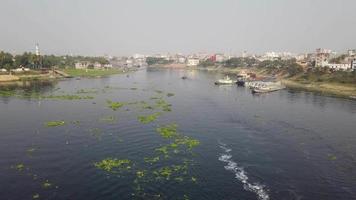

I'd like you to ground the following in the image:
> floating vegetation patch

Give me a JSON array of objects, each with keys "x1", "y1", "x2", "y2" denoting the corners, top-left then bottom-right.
[
  {"x1": 155, "y1": 90, "x2": 163, "y2": 94},
  {"x1": 45, "y1": 121, "x2": 65, "y2": 127},
  {"x1": 140, "y1": 101, "x2": 155, "y2": 110},
  {"x1": 14, "y1": 163, "x2": 25, "y2": 171},
  {"x1": 42, "y1": 180, "x2": 52, "y2": 189},
  {"x1": 76, "y1": 88, "x2": 98, "y2": 94},
  {"x1": 155, "y1": 99, "x2": 172, "y2": 112},
  {"x1": 167, "y1": 93, "x2": 175, "y2": 97},
  {"x1": 156, "y1": 124, "x2": 178, "y2": 139},
  {"x1": 41, "y1": 95, "x2": 94, "y2": 100},
  {"x1": 138, "y1": 113, "x2": 161, "y2": 124},
  {"x1": 107, "y1": 100, "x2": 125, "y2": 111},
  {"x1": 94, "y1": 122, "x2": 200, "y2": 199},
  {"x1": 99, "y1": 115, "x2": 117, "y2": 123},
  {"x1": 144, "y1": 156, "x2": 160, "y2": 164},
  {"x1": 150, "y1": 96, "x2": 161, "y2": 100},
  {"x1": 130, "y1": 87, "x2": 138, "y2": 90},
  {"x1": 11, "y1": 162, "x2": 58, "y2": 199},
  {"x1": 94, "y1": 158, "x2": 132, "y2": 173},
  {"x1": 328, "y1": 154, "x2": 337, "y2": 160}
]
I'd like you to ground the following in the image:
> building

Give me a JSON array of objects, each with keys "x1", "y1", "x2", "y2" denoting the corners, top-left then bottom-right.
[
  {"x1": 352, "y1": 59, "x2": 356, "y2": 70},
  {"x1": 315, "y1": 48, "x2": 332, "y2": 67},
  {"x1": 104, "y1": 64, "x2": 113, "y2": 68},
  {"x1": 326, "y1": 63, "x2": 352, "y2": 71},
  {"x1": 348, "y1": 49, "x2": 355, "y2": 56},
  {"x1": 178, "y1": 57, "x2": 186, "y2": 64},
  {"x1": 93, "y1": 62, "x2": 102, "y2": 69},
  {"x1": 75, "y1": 62, "x2": 89, "y2": 69},
  {"x1": 187, "y1": 58, "x2": 200, "y2": 67}
]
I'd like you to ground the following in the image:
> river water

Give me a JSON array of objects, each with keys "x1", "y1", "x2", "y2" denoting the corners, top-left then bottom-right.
[{"x1": 0, "y1": 68, "x2": 355, "y2": 200}]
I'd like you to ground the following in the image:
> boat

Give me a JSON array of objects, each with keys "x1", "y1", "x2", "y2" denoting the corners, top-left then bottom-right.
[
  {"x1": 215, "y1": 75, "x2": 234, "y2": 85},
  {"x1": 251, "y1": 81, "x2": 285, "y2": 93},
  {"x1": 181, "y1": 76, "x2": 188, "y2": 80},
  {"x1": 236, "y1": 76, "x2": 245, "y2": 86}
]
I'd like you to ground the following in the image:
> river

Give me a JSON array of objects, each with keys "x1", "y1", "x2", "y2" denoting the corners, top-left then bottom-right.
[{"x1": 0, "y1": 68, "x2": 355, "y2": 200}]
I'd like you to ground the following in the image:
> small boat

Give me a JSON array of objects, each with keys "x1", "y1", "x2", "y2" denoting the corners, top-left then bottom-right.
[
  {"x1": 252, "y1": 82, "x2": 285, "y2": 93},
  {"x1": 236, "y1": 76, "x2": 245, "y2": 86},
  {"x1": 215, "y1": 75, "x2": 234, "y2": 85},
  {"x1": 181, "y1": 76, "x2": 188, "y2": 80}
]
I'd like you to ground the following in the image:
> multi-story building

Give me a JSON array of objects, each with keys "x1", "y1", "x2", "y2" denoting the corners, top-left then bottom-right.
[
  {"x1": 187, "y1": 58, "x2": 200, "y2": 67},
  {"x1": 326, "y1": 63, "x2": 352, "y2": 71},
  {"x1": 352, "y1": 59, "x2": 356, "y2": 70},
  {"x1": 315, "y1": 48, "x2": 332, "y2": 67}
]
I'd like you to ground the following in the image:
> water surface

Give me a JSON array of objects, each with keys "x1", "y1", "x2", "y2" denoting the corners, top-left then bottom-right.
[{"x1": 0, "y1": 68, "x2": 355, "y2": 200}]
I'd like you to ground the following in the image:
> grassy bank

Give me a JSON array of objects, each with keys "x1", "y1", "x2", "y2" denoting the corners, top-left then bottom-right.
[
  {"x1": 0, "y1": 75, "x2": 20, "y2": 82},
  {"x1": 193, "y1": 66, "x2": 356, "y2": 99},
  {"x1": 63, "y1": 69, "x2": 125, "y2": 77},
  {"x1": 282, "y1": 79, "x2": 356, "y2": 99}
]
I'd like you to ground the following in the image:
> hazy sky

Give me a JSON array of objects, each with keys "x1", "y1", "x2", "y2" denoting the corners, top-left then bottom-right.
[{"x1": 1, "y1": 0, "x2": 355, "y2": 56}]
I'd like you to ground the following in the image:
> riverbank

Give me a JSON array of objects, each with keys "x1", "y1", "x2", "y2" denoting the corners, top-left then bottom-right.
[
  {"x1": 0, "y1": 75, "x2": 20, "y2": 82},
  {"x1": 0, "y1": 68, "x2": 133, "y2": 82},
  {"x1": 191, "y1": 66, "x2": 356, "y2": 100},
  {"x1": 63, "y1": 68, "x2": 131, "y2": 78}
]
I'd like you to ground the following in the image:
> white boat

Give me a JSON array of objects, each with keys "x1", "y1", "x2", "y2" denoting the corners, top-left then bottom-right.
[
  {"x1": 251, "y1": 81, "x2": 285, "y2": 93},
  {"x1": 215, "y1": 75, "x2": 234, "y2": 85}
]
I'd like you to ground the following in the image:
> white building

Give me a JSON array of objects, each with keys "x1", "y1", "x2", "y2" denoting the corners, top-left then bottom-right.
[
  {"x1": 352, "y1": 59, "x2": 356, "y2": 70},
  {"x1": 348, "y1": 49, "x2": 355, "y2": 56},
  {"x1": 326, "y1": 63, "x2": 352, "y2": 71},
  {"x1": 75, "y1": 62, "x2": 88, "y2": 69},
  {"x1": 178, "y1": 57, "x2": 186, "y2": 64},
  {"x1": 94, "y1": 62, "x2": 102, "y2": 69},
  {"x1": 104, "y1": 64, "x2": 113, "y2": 68},
  {"x1": 187, "y1": 58, "x2": 200, "y2": 67}
]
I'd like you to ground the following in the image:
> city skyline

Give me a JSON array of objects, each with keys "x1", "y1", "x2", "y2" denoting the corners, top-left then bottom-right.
[{"x1": 1, "y1": 0, "x2": 356, "y2": 56}]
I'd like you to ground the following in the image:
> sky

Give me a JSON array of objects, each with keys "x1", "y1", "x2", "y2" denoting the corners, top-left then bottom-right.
[{"x1": 1, "y1": 0, "x2": 356, "y2": 56}]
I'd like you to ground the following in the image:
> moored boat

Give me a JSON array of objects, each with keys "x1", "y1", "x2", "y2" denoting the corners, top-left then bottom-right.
[
  {"x1": 251, "y1": 81, "x2": 285, "y2": 93},
  {"x1": 215, "y1": 75, "x2": 234, "y2": 85}
]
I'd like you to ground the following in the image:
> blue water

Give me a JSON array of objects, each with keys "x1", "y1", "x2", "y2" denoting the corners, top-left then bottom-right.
[{"x1": 0, "y1": 68, "x2": 356, "y2": 200}]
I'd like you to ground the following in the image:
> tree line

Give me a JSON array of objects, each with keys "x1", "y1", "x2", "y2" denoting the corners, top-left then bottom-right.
[{"x1": 0, "y1": 51, "x2": 109, "y2": 70}]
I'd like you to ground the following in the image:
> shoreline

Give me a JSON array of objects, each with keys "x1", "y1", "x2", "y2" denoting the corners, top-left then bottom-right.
[
  {"x1": 153, "y1": 65, "x2": 356, "y2": 100},
  {"x1": 0, "y1": 68, "x2": 135, "y2": 83}
]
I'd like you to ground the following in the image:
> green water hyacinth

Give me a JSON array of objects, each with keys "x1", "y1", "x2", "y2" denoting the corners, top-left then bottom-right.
[
  {"x1": 94, "y1": 158, "x2": 132, "y2": 172},
  {"x1": 174, "y1": 136, "x2": 200, "y2": 150},
  {"x1": 156, "y1": 124, "x2": 178, "y2": 139},
  {"x1": 45, "y1": 121, "x2": 65, "y2": 127},
  {"x1": 167, "y1": 93, "x2": 175, "y2": 97},
  {"x1": 144, "y1": 156, "x2": 160, "y2": 164},
  {"x1": 155, "y1": 99, "x2": 172, "y2": 112},
  {"x1": 42, "y1": 95, "x2": 94, "y2": 100},
  {"x1": 137, "y1": 113, "x2": 161, "y2": 124},
  {"x1": 32, "y1": 194, "x2": 40, "y2": 199},
  {"x1": 107, "y1": 100, "x2": 125, "y2": 111},
  {"x1": 42, "y1": 180, "x2": 52, "y2": 189}
]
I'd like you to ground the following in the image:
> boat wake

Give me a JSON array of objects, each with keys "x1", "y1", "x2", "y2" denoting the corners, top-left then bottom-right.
[{"x1": 218, "y1": 142, "x2": 270, "y2": 200}]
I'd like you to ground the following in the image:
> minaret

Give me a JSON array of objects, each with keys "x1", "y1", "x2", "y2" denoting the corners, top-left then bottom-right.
[
  {"x1": 35, "y1": 43, "x2": 40, "y2": 56},
  {"x1": 35, "y1": 43, "x2": 42, "y2": 69}
]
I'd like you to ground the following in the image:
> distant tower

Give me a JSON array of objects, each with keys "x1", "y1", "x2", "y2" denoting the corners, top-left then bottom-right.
[
  {"x1": 34, "y1": 43, "x2": 42, "y2": 69},
  {"x1": 35, "y1": 43, "x2": 40, "y2": 56}
]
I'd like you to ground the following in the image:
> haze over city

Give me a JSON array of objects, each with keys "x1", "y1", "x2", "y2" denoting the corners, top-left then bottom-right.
[{"x1": 1, "y1": 0, "x2": 356, "y2": 56}]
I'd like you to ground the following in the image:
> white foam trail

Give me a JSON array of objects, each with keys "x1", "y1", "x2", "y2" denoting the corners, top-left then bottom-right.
[{"x1": 218, "y1": 143, "x2": 269, "y2": 200}]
